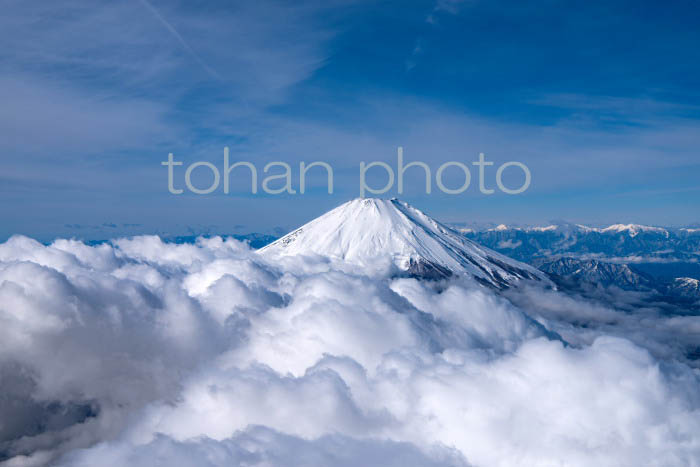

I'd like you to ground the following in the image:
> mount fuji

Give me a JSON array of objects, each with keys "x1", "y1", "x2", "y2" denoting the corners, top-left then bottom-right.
[{"x1": 259, "y1": 198, "x2": 548, "y2": 288}]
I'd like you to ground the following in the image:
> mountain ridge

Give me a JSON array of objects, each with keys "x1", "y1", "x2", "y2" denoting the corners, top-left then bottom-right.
[{"x1": 259, "y1": 198, "x2": 548, "y2": 288}]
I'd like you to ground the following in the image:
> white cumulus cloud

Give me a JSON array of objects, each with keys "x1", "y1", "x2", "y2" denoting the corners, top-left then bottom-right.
[{"x1": 0, "y1": 235, "x2": 698, "y2": 466}]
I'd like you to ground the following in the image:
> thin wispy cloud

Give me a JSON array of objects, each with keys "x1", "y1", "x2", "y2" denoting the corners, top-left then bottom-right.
[
  {"x1": 1, "y1": 0, "x2": 699, "y2": 234},
  {"x1": 136, "y1": 0, "x2": 222, "y2": 80}
]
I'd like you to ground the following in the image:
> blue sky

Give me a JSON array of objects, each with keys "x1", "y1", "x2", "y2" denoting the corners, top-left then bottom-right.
[{"x1": 2, "y1": 0, "x2": 700, "y2": 240}]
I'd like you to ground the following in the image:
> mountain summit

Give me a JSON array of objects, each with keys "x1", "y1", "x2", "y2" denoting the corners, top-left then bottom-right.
[{"x1": 259, "y1": 198, "x2": 547, "y2": 287}]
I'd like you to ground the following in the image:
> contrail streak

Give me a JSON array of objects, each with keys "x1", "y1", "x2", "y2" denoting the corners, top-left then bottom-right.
[{"x1": 137, "y1": 0, "x2": 222, "y2": 79}]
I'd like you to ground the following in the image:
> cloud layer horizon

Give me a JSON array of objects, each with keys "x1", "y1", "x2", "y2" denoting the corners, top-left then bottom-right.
[{"x1": 0, "y1": 234, "x2": 699, "y2": 466}]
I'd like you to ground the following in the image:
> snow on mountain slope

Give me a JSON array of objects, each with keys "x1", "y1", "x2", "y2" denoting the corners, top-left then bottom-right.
[
  {"x1": 528, "y1": 225, "x2": 558, "y2": 232},
  {"x1": 259, "y1": 198, "x2": 548, "y2": 287},
  {"x1": 600, "y1": 224, "x2": 669, "y2": 237},
  {"x1": 534, "y1": 257, "x2": 653, "y2": 289},
  {"x1": 464, "y1": 222, "x2": 671, "y2": 236},
  {"x1": 667, "y1": 277, "x2": 700, "y2": 299}
]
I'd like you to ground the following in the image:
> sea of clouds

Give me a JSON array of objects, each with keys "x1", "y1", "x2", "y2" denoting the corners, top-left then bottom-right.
[{"x1": 0, "y1": 235, "x2": 699, "y2": 466}]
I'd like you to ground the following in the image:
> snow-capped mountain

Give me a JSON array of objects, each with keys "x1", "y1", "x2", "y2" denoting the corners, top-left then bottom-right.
[
  {"x1": 260, "y1": 198, "x2": 548, "y2": 287},
  {"x1": 455, "y1": 223, "x2": 700, "y2": 303},
  {"x1": 598, "y1": 224, "x2": 669, "y2": 237},
  {"x1": 665, "y1": 277, "x2": 700, "y2": 300},
  {"x1": 462, "y1": 222, "x2": 700, "y2": 263}
]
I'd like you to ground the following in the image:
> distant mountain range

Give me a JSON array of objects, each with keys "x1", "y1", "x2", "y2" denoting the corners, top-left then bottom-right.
[
  {"x1": 458, "y1": 222, "x2": 700, "y2": 264},
  {"x1": 533, "y1": 257, "x2": 654, "y2": 289},
  {"x1": 456, "y1": 223, "x2": 700, "y2": 305}
]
